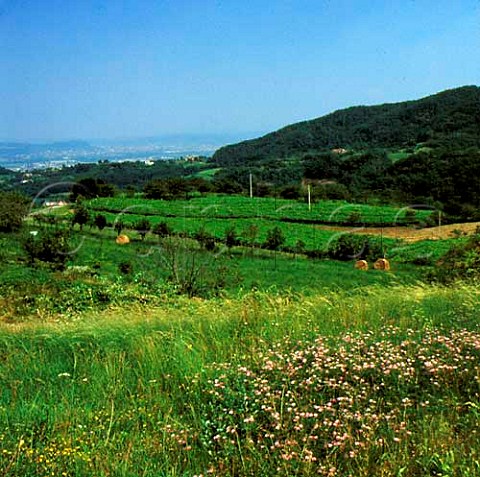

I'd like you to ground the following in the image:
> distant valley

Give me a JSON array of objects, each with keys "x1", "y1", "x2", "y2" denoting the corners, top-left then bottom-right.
[{"x1": 0, "y1": 132, "x2": 262, "y2": 170}]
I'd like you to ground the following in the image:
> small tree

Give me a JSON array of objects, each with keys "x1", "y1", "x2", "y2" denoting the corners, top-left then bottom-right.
[
  {"x1": 347, "y1": 211, "x2": 362, "y2": 224},
  {"x1": 114, "y1": 219, "x2": 126, "y2": 236},
  {"x1": 152, "y1": 221, "x2": 172, "y2": 239},
  {"x1": 0, "y1": 192, "x2": 29, "y2": 233},
  {"x1": 293, "y1": 239, "x2": 306, "y2": 257},
  {"x1": 94, "y1": 214, "x2": 107, "y2": 232},
  {"x1": 134, "y1": 218, "x2": 151, "y2": 241},
  {"x1": 23, "y1": 227, "x2": 72, "y2": 270},
  {"x1": 224, "y1": 225, "x2": 239, "y2": 250},
  {"x1": 195, "y1": 226, "x2": 216, "y2": 251},
  {"x1": 243, "y1": 224, "x2": 259, "y2": 248},
  {"x1": 157, "y1": 237, "x2": 236, "y2": 297},
  {"x1": 327, "y1": 234, "x2": 383, "y2": 261},
  {"x1": 72, "y1": 204, "x2": 90, "y2": 231},
  {"x1": 405, "y1": 209, "x2": 417, "y2": 225},
  {"x1": 264, "y1": 226, "x2": 285, "y2": 251}
]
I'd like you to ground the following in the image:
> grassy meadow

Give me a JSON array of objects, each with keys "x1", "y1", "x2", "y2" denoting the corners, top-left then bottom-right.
[{"x1": 0, "y1": 195, "x2": 479, "y2": 476}]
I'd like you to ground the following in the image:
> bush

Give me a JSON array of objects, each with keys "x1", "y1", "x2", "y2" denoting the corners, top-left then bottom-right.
[
  {"x1": 118, "y1": 261, "x2": 133, "y2": 275},
  {"x1": 152, "y1": 221, "x2": 172, "y2": 238},
  {"x1": 22, "y1": 227, "x2": 72, "y2": 270},
  {"x1": 157, "y1": 237, "x2": 238, "y2": 297},
  {"x1": 327, "y1": 234, "x2": 384, "y2": 261},
  {"x1": 264, "y1": 226, "x2": 285, "y2": 251},
  {"x1": 194, "y1": 227, "x2": 216, "y2": 251},
  {"x1": 94, "y1": 214, "x2": 108, "y2": 232},
  {"x1": 433, "y1": 233, "x2": 480, "y2": 283},
  {"x1": 134, "y1": 218, "x2": 151, "y2": 240},
  {"x1": 0, "y1": 192, "x2": 29, "y2": 233},
  {"x1": 72, "y1": 203, "x2": 90, "y2": 230},
  {"x1": 224, "y1": 225, "x2": 239, "y2": 249}
]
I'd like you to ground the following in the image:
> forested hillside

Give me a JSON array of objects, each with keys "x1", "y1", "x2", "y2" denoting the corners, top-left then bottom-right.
[{"x1": 214, "y1": 86, "x2": 480, "y2": 165}]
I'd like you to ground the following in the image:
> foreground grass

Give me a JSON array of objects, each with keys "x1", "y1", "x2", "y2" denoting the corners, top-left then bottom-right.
[{"x1": 0, "y1": 284, "x2": 479, "y2": 476}]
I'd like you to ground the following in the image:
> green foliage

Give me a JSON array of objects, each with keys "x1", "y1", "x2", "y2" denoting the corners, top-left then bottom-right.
[
  {"x1": 195, "y1": 327, "x2": 480, "y2": 475},
  {"x1": 194, "y1": 226, "x2": 216, "y2": 251},
  {"x1": 72, "y1": 203, "x2": 90, "y2": 230},
  {"x1": 118, "y1": 260, "x2": 133, "y2": 275},
  {"x1": 432, "y1": 232, "x2": 480, "y2": 282},
  {"x1": 152, "y1": 220, "x2": 172, "y2": 238},
  {"x1": 70, "y1": 177, "x2": 116, "y2": 201},
  {"x1": 243, "y1": 223, "x2": 259, "y2": 248},
  {"x1": 326, "y1": 233, "x2": 384, "y2": 261},
  {"x1": 22, "y1": 227, "x2": 72, "y2": 270},
  {"x1": 114, "y1": 219, "x2": 125, "y2": 236},
  {"x1": 264, "y1": 226, "x2": 285, "y2": 251},
  {"x1": 143, "y1": 177, "x2": 211, "y2": 200},
  {"x1": 156, "y1": 237, "x2": 233, "y2": 297},
  {"x1": 134, "y1": 218, "x2": 151, "y2": 240},
  {"x1": 224, "y1": 225, "x2": 239, "y2": 249},
  {"x1": 346, "y1": 210, "x2": 362, "y2": 223},
  {"x1": 0, "y1": 191, "x2": 29, "y2": 232},
  {"x1": 93, "y1": 213, "x2": 107, "y2": 231}
]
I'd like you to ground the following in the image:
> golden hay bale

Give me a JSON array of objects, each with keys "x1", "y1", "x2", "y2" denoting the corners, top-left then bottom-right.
[
  {"x1": 116, "y1": 234, "x2": 130, "y2": 245},
  {"x1": 354, "y1": 260, "x2": 369, "y2": 270},
  {"x1": 374, "y1": 258, "x2": 390, "y2": 271}
]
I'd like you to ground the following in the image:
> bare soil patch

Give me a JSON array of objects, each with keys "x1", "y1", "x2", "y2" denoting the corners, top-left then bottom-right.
[{"x1": 317, "y1": 222, "x2": 480, "y2": 243}]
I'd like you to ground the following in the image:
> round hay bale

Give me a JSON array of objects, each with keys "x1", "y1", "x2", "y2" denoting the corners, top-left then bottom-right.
[
  {"x1": 374, "y1": 258, "x2": 390, "y2": 271},
  {"x1": 116, "y1": 234, "x2": 130, "y2": 245},
  {"x1": 354, "y1": 259, "x2": 369, "y2": 270}
]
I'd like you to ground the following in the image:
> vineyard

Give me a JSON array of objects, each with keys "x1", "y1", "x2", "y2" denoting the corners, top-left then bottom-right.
[{"x1": 87, "y1": 196, "x2": 435, "y2": 226}]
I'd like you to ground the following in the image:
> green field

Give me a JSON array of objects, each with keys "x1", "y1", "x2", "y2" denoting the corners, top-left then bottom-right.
[
  {"x1": 87, "y1": 196, "x2": 434, "y2": 226},
  {"x1": 1, "y1": 194, "x2": 478, "y2": 476}
]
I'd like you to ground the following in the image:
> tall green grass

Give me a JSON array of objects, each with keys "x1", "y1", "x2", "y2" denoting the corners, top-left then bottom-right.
[{"x1": 0, "y1": 284, "x2": 478, "y2": 476}]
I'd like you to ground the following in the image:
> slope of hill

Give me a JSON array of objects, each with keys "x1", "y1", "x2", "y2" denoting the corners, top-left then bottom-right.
[{"x1": 214, "y1": 86, "x2": 480, "y2": 165}]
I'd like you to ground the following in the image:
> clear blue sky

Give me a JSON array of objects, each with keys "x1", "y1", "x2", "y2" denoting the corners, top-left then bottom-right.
[{"x1": 1, "y1": 0, "x2": 479, "y2": 142}]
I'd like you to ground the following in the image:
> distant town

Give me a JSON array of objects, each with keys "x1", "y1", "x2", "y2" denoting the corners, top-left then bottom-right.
[{"x1": 0, "y1": 140, "x2": 221, "y2": 171}]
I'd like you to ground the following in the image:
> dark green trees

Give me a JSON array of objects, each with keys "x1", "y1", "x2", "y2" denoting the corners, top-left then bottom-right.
[{"x1": 0, "y1": 192, "x2": 29, "y2": 233}]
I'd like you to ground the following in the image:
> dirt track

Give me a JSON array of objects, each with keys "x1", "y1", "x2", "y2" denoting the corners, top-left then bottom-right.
[{"x1": 317, "y1": 222, "x2": 480, "y2": 243}]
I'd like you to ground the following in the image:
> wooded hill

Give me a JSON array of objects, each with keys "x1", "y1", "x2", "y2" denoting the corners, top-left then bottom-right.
[{"x1": 213, "y1": 86, "x2": 480, "y2": 165}]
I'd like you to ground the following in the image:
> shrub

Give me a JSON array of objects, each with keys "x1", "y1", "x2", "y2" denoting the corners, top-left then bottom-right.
[
  {"x1": 22, "y1": 227, "x2": 72, "y2": 270},
  {"x1": 156, "y1": 237, "x2": 237, "y2": 297},
  {"x1": 134, "y1": 218, "x2": 151, "y2": 241},
  {"x1": 72, "y1": 204, "x2": 90, "y2": 230},
  {"x1": 94, "y1": 214, "x2": 107, "y2": 232},
  {"x1": 0, "y1": 192, "x2": 29, "y2": 233},
  {"x1": 327, "y1": 234, "x2": 384, "y2": 261},
  {"x1": 152, "y1": 221, "x2": 172, "y2": 239},
  {"x1": 264, "y1": 226, "x2": 285, "y2": 251},
  {"x1": 224, "y1": 225, "x2": 239, "y2": 249},
  {"x1": 346, "y1": 211, "x2": 362, "y2": 224},
  {"x1": 433, "y1": 233, "x2": 480, "y2": 282},
  {"x1": 114, "y1": 219, "x2": 126, "y2": 236},
  {"x1": 194, "y1": 227, "x2": 216, "y2": 251},
  {"x1": 118, "y1": 261, "x2": 133, "y2": 275}
]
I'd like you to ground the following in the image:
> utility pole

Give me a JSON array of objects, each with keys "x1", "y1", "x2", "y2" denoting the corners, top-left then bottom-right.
[
  {"x1": 308, "y1": 184, "x2": 311, "y2": 212},
  {"x1": 249, "y1": 173, "x2": 253, "y2": 199}
]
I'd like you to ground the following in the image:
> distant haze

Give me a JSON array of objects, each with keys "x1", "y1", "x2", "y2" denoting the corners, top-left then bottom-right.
[{"x1": 0, "y1": 132, "x2": 266, "y2": 170}]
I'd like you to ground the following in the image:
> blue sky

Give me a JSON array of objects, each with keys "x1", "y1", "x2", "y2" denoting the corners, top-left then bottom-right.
[{"x1": 1, "y1": 0, "x2": 479, "y2": 141}]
